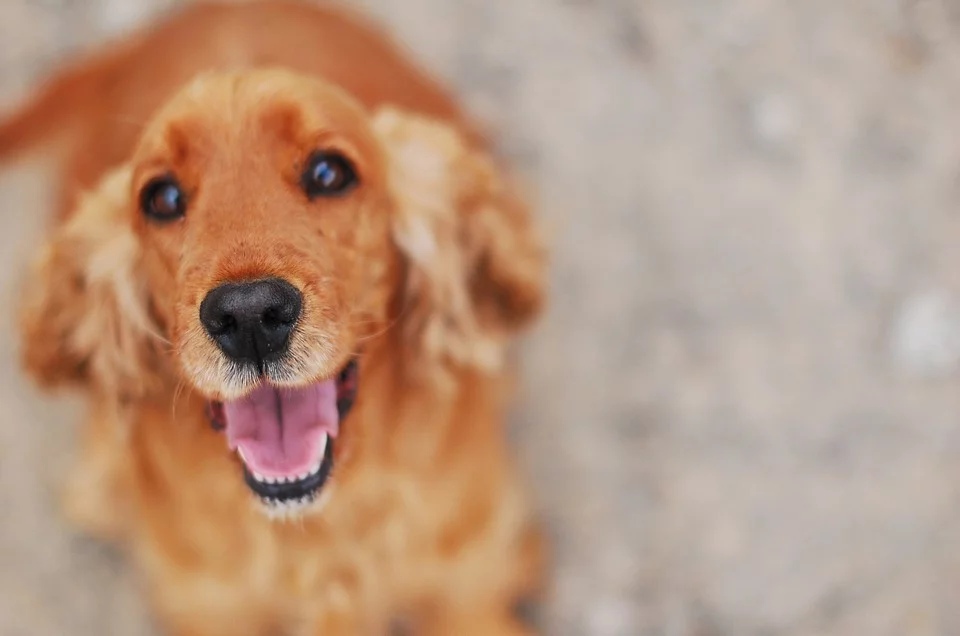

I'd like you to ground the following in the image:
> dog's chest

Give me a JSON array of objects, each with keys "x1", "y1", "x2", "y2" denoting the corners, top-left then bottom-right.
[{"x1": 131, "y1": 443, "x2": 438, "y2": 623}]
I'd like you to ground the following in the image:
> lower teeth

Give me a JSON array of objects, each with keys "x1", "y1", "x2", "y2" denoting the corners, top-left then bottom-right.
[{"x1": 261, "y1": 493, "x2": 315, "y2": 507}]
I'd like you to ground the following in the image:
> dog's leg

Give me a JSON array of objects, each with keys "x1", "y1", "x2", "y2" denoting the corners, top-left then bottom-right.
[
  {"x1": 309, "y1": 613, "x2": 362, "y2": 635},
  {"x1": 415, "y1": 519, "x2": 547, "y2": 636},
  {"x1": 418, "y1": 607, "x2": 537, "y2": 636},
  {"x1": 61, "y1": 403, "x2": 131, "y2": 540},
  {"x1": 153, "y1": 603, "x2": 281, "y2": 636}
]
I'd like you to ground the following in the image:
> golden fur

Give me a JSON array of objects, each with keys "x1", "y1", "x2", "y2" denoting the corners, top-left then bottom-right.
[{"x1": 2, "y1": 2, "x2": 546, "y2": 634}]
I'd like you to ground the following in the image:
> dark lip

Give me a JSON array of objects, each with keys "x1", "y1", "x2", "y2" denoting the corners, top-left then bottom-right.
[
  {"x1": 334, "y1": 357, "x2": 359, "y2": 420},
  {"x1": 243, "y1": 438, "x2": 335, "y2": 502}
]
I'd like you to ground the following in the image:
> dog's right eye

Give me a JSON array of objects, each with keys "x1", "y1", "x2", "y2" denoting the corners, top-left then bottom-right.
[
  {"x1": 300, "y1": 152, "x2": 358, "y2": 199},
  {"x1": 140, "y1": 177, "x2": 186, "y2": 222}
]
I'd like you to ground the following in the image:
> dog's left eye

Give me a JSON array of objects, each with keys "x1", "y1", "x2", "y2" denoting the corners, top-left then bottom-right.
[
  {"x1": 140, "y1": 177, "x2": 186, "y2": 222},
  {"x1": 301, "y1": 152, "x2": 358, "y2": 198}
]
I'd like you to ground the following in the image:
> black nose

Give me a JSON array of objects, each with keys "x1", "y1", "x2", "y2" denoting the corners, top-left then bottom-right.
[{"x1": 199, "y1": 278, "x2": 302, "y2": 365}]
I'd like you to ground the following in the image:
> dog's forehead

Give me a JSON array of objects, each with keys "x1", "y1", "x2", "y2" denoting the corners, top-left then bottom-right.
[{"x1": 136, "y1": 70, "x2": 375, "y2": 164}]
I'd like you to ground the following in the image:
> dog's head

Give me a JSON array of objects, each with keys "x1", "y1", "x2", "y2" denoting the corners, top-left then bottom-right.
[{"x1": 19, "y1": 70, "x2": 544, "y2": 516}]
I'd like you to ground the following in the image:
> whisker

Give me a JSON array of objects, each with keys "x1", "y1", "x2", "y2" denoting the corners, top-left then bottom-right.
[
  {"x1": 147, "y1": 328, "x2": 173, "y2": 348},
  {"x1": 352, "y1": 307, "x2": 408, "y2": 344},
  {"x1": 171, "y1": 378, "x2": 187, "y2": 422}
]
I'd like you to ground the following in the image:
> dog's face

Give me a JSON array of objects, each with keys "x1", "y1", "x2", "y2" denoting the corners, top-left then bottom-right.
[
  {"x1": 20, "y1": 70, "x2": 545, "y2": 517},
  {"x1": 130, "y1": 72, "x2": 392, "y2": 512}
]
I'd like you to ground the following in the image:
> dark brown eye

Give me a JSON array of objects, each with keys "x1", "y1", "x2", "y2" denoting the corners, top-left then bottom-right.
[
  {"x1": 140, "y1": 177, "x2": 186, "y2": 221},
  {"x1": 301, "y1": 152, "x2": 357, "y2": 198}
]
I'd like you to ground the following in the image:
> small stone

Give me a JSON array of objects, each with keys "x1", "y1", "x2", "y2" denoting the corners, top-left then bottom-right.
[
  {"x1": 586, "y1": 597, "x2": 638, "y2": 636},
  {"x1": 890, "y1": 290, "x2": 960, "y2": 377},
  {"x1": 747, "y1": 90, "x2": 799, "y2": 151}
]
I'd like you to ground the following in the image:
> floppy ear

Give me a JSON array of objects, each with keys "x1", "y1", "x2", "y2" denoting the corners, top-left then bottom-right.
[
  {"x1": 372, "y1": 108, "x2": 546, "y2": 379},
  {"x1": 19, "y1": 166, "x2": 166, "y2": 398}
]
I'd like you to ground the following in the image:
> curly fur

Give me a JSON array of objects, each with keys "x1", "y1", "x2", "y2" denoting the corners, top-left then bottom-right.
[{"x1": 3, "y1": 2, "x2": 546, "y2": 635}]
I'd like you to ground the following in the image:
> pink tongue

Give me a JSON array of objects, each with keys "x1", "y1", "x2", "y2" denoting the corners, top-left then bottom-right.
[{"x1": 223, "y1": 381, "x2": 339, "y2": 477}]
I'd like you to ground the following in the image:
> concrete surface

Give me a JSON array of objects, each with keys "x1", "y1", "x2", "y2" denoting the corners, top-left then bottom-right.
[{"x1": 2, "y1": 1, "x2": 960, "y2": 635}]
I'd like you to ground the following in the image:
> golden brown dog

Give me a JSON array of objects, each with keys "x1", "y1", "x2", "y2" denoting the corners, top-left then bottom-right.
[{"x1": 0, "y1": 2, "x2": 546, "y2": 634}]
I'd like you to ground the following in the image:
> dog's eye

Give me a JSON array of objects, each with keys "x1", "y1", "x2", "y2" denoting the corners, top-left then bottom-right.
[
  {"x1": 301, "y1": 152, "x2": 357, "y2": 198},
  {"x1": 140, "y1": 177, "x2": 186, "y2": 221}
]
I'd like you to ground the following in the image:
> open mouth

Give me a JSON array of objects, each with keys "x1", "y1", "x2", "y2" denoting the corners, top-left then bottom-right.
[{"x1": 207, "y1": 359, "x2": 358, "y2": 511}]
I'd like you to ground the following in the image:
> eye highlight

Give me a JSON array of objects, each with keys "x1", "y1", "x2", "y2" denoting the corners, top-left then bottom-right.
[
  {"x1": 300, "y1": 152, "x2": 358, "y2": 198},
  {"x1": 140, "y1": 176, "x2": 186, "y2": 222}
]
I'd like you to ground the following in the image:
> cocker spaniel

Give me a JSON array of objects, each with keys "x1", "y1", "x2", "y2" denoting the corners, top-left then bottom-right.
[{"x1": 0, "y1": 2, "x2": 546, "y2": 635}]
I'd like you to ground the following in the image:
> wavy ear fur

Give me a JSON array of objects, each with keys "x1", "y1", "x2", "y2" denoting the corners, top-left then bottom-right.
[
  {"x1": 19, "y1": 166, "x2": 165, "y2": 398},
  {"x1": 373, "y1": 108, "x2": 546, "y2": 379}
]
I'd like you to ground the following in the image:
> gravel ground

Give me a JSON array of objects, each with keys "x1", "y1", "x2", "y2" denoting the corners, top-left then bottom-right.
[{"x1": 2, "y1": 1, "x2": 960, "y2": 635}]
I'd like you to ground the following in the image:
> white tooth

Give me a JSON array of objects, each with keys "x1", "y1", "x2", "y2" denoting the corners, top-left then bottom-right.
[
  {"x1": 237, "y1": 448, "x2": 248, "y2": 463},
  {"x1": 254, "y1": 472, "x2": 265, "y2": 482},
  {"x1": 317, "y1": 434, "x2": 328, "y2": 454}
]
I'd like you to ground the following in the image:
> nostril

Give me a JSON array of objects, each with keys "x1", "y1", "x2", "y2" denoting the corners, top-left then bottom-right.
[
  {"x1": 261, "y1": 306, "x2": 293, "y2": 329},
  {"x1": 259, "y1": 279, "x2": 302, "y2": 329},
  {"x1": 207, "y1": 313, "x2": 237, "y2": 336}
]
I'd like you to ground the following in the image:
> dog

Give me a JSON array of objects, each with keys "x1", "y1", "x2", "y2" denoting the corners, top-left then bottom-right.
[{"x1": 0, "y1": 2, "x2": 546, "y2": 634}]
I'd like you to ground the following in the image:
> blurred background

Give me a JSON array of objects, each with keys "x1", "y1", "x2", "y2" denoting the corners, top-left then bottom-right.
[{"x1": 1, "y1": 0, "x2": 960, "y2": 634}]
